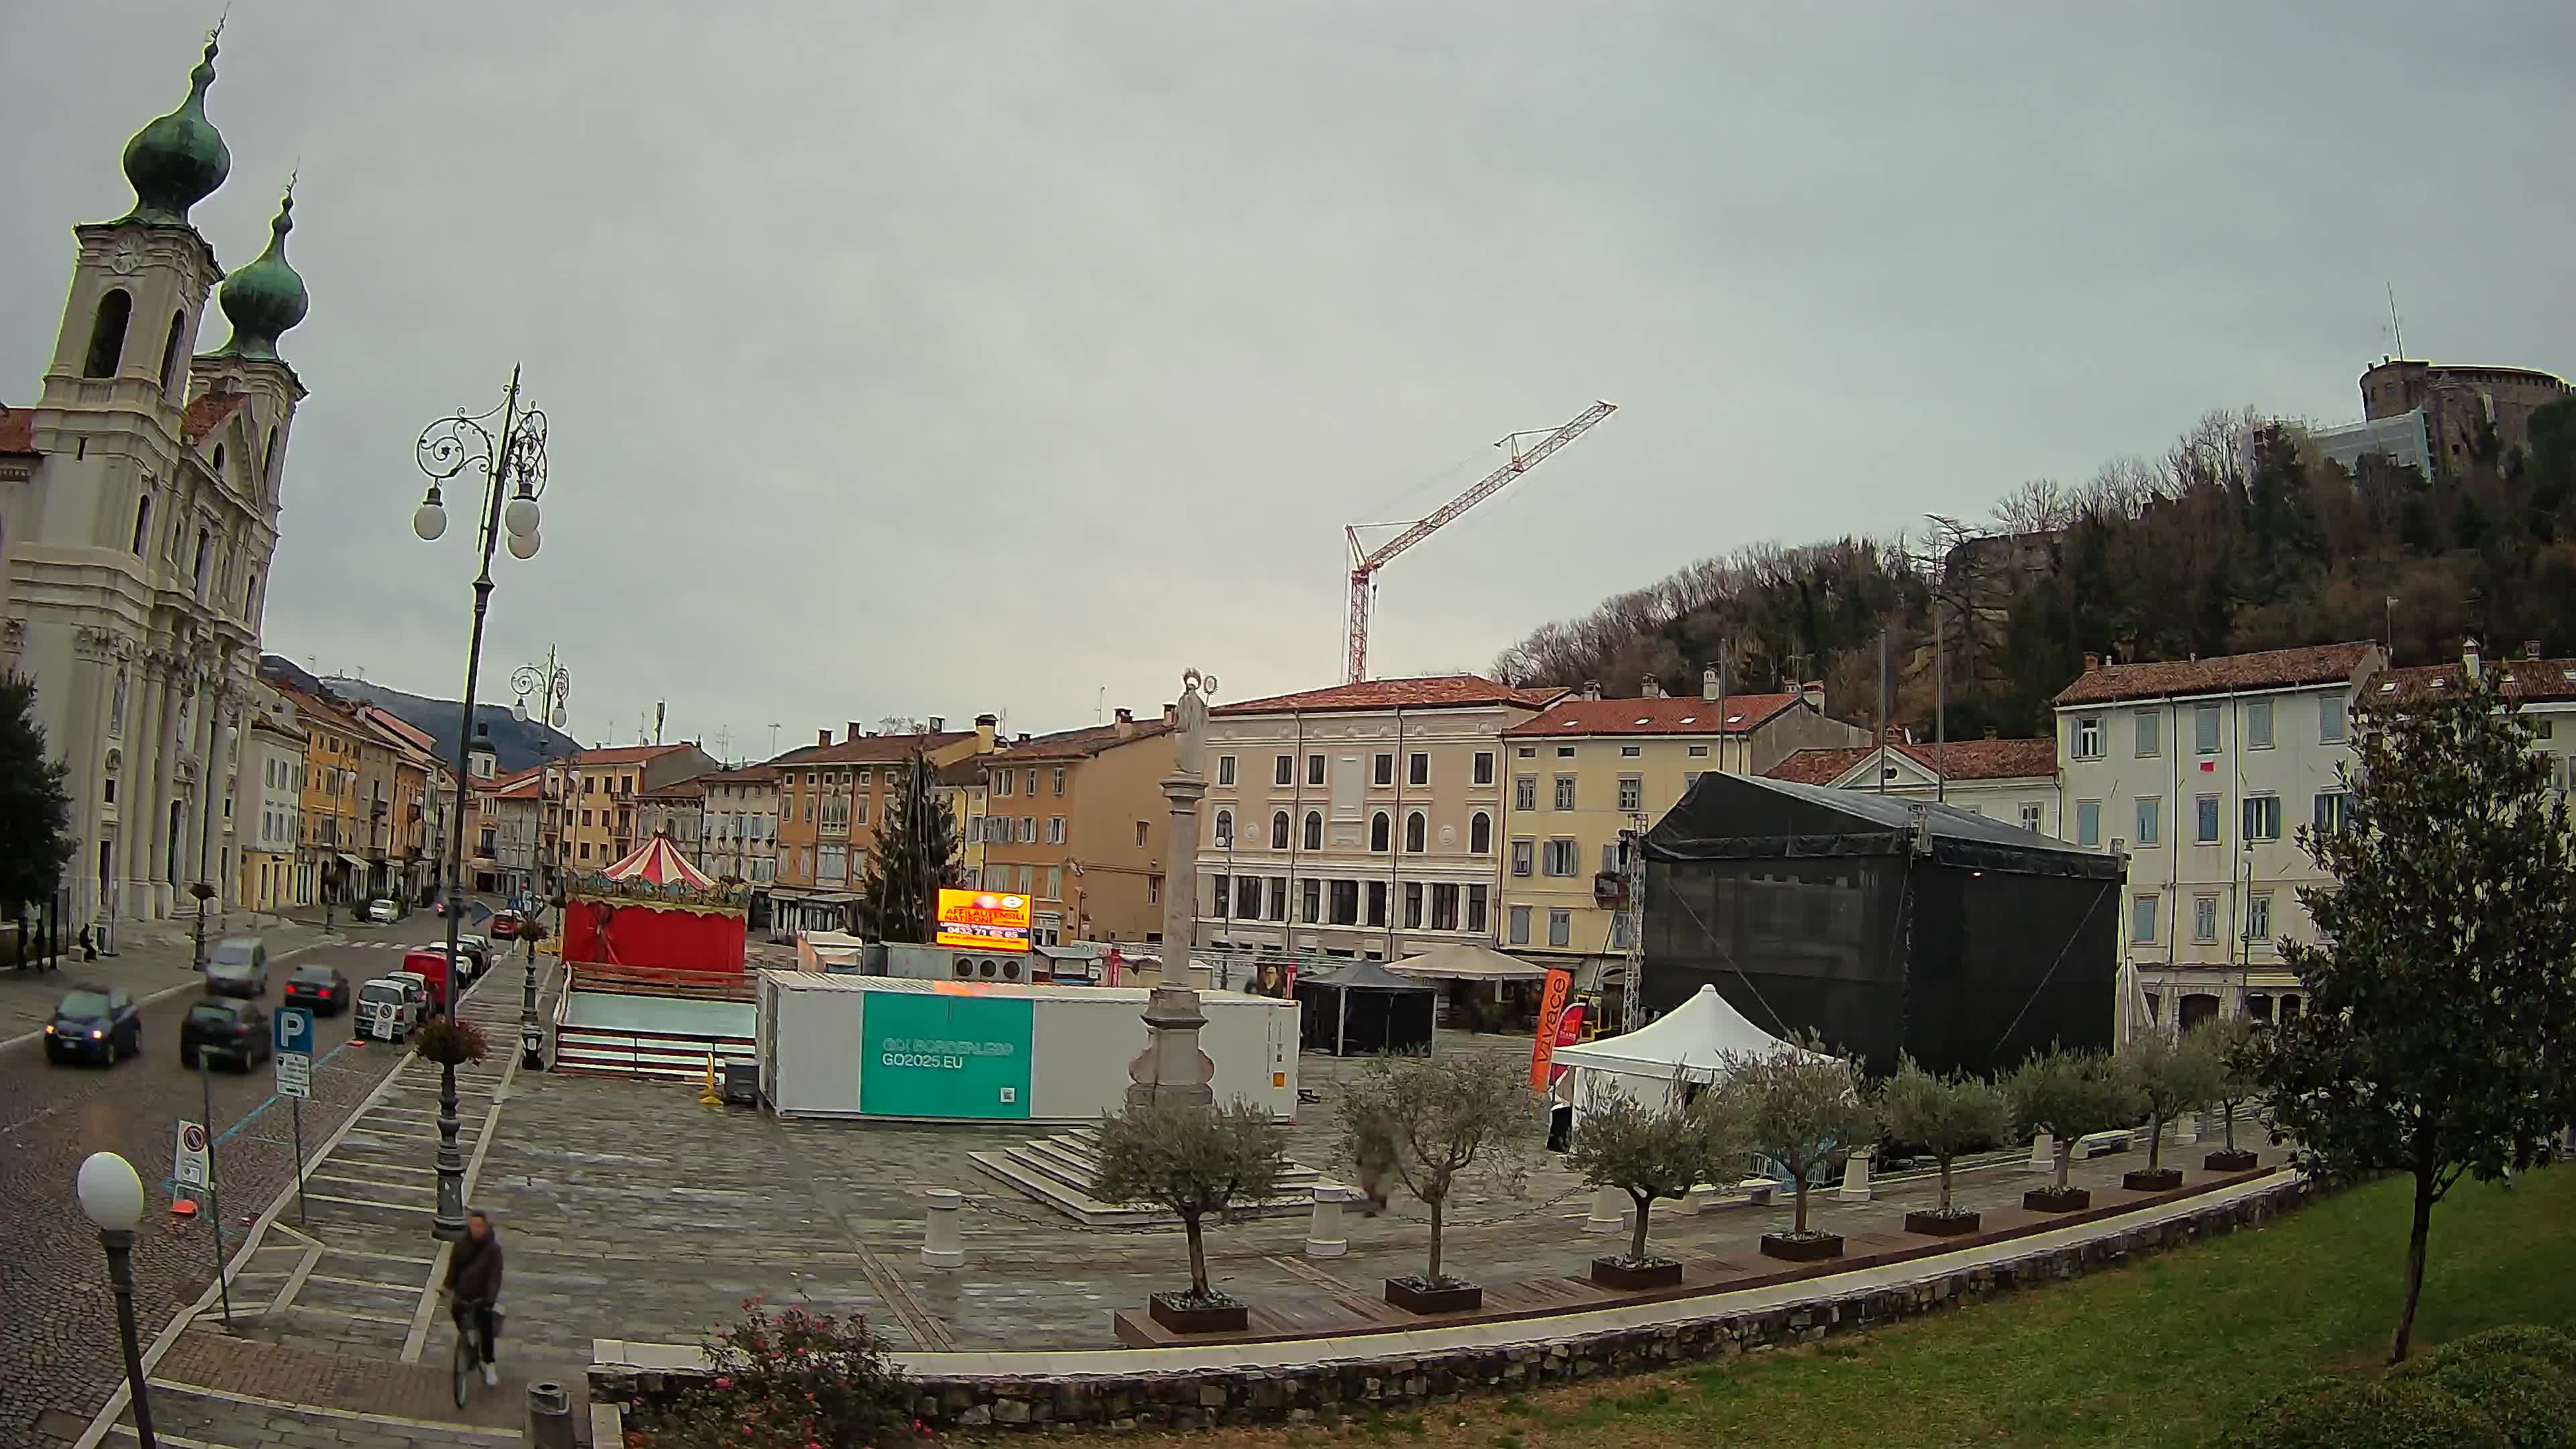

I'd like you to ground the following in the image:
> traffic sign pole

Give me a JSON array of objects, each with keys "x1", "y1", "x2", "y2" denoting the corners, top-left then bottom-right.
[
  {"x1": 291, "y1": 1098, "x2": 308, "y2": 1231},
  {"x1": 195, "y1": 1053, "x2": 233, "y2": 1327},
  {"x1": 274, "y1": 1007, "x2": 316, "y2": 1233}
]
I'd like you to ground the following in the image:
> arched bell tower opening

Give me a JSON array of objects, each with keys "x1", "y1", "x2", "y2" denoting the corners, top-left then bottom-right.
[{"x1": 83, "y1": 289, "x2": 132, "y2": 377}]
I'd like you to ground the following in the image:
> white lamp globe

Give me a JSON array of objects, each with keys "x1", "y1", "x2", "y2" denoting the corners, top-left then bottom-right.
[
  {"x1": 504, "y1": 494, "x2": 541, "y2": 538},
  {"x1": 513, "y1": 698, "x2": 529, "y2": 723},
  {"x1": 412, "y1": 498, "x2": 447, "y2": 542},
  {"x1": 76, "y1": 1151, "x2": 145, "y2": 1232},
  {"x1": 550, "y1": 705, "x2": 568, "y2": 729},
  {"x1": 506, "y1": 529, "x2": 541, "y2": 561}
]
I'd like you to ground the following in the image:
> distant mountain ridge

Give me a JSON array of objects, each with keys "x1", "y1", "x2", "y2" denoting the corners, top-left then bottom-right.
[{"x1": 258, "y1": 655, "x2": 579, "y2": 775}]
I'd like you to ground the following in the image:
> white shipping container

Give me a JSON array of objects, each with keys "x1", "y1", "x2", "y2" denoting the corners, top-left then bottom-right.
[{"x1": 756, "y1": 971, "x2": 1297, "y2": 1122}]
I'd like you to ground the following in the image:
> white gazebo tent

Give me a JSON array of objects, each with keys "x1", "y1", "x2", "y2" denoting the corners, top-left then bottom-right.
[
  {"x1": 1548, "y1": 984, "x2": 1827, "y2": 1122},
  {"x1": 1385, "y1": 942, "x2": 1552, "y2": 981}
]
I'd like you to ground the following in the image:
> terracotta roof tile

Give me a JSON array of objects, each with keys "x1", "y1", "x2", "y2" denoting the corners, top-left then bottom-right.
[
  {"x1": 765, "y1": 731, "x2": 975, "y2": 767},
  {"x1": 992, "y1": 720, "x2": 1174, "y2": 761},
  {"x1": 182, "y1": 392, "x2": 248, "y2": 445},
  {"x1": 696, "y1": 765, "x2": 782, "y2": 784},
  {"x1": 1213, "y1": 675, "x2": 1562, "y2": 716},
  {"x1": 2051, "y1": 643, "x2": 2379, "y2": 707},
  {"x1": 2374, "y1": 658, "x2": 2576, "y2": 704},
  {"x1": 573, "y1": 743, "x2": 696, "y2": 766},
  {"x1": 0, "y1": 407, "x2": 34, "y2": 455},
  {"x1": 1502, "y1": 693, "x2": 1803, "y2": 738},
  {"x1": 1765, "y1": 736, "x2": 2058, "y2": 787},
  {"x1": 637, "y1": 778, "x2": 708, "y2": 800}
]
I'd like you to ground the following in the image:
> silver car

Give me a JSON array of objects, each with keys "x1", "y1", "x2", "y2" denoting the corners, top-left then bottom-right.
[{"x1": 205, "y1": 937, "x2": 269, "y2": 998}]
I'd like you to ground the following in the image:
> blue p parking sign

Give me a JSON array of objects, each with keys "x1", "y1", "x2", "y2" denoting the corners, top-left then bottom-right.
[{"x1": 274, "y1": 1005, "x2": 314, "y2": 1056}]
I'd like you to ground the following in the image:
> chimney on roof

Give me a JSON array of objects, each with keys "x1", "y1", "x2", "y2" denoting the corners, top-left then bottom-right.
[
  {"x1": 1984, "y1": 726, "x2": 1999, "y2": 740},
  {"x1": 1114, "y1": 707, "x2": 1136, "y2": 738},
  {"x1": 928, "y1": 716, "x2": 945, "y2": 733},
  {"x1": 1800, "y1": 680, "x2": 1825, "y2": 712},
  {"x1": 2463, "y1": 637, "x2": 2481, "y2": 681},
  {"x1": 2524, "y1": 640, "x2": 2543, "y2": 660},
  {"x1": 818, "y1": 728, "x2": 832, "y2": 747},
  {"x1": 975, "y1": 714, "x2": 998, "y2": 751},
  {"x1": 2083, "y1": 652, "x2": 2101, "y2": 674},
  {"x1": 1702, "y1": 666, "x2": 1721, "y2": 702},
  {"x1": 1016, "y1": 733, "x2": 1030, "y2": 745},
  {"x1": 1162, "y1": 702, "x2": 1176, "y2": 726},
  {"x1": 1581, "y1": 680, "x2": 1602, "y2": 700},
  {"x1": 1642, "y1": 676, "x2": 1664, "y2": 698},
  {"x1": 848, "y1": 721, "x2": 864, "y2": 742}
]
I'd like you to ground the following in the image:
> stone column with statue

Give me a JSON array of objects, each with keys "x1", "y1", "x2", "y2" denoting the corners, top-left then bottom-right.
[{"x1": 1128, "y1": 669, "x2": 1221, "y2": 1109}]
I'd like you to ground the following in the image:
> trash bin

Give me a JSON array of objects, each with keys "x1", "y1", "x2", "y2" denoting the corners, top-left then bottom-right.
[{"x1": 720, "y1": 1059, "x2": 760, "y2": 1106}]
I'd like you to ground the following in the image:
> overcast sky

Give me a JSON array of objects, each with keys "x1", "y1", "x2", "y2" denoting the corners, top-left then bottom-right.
[{"x1": 6, "y1": 3, "x2": 2570, "y2": 758}]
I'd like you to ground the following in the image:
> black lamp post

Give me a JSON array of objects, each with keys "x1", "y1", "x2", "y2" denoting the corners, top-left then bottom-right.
[
  {"x1": 511, "y1": 653, "x2": 570, "y2": 1071},
  {"x1": 412, "y1": 368, "x2": 549, "y2": 1240},
  {"x1": 77, "y1": 1152, "x2": 156, "y2": 1448}
]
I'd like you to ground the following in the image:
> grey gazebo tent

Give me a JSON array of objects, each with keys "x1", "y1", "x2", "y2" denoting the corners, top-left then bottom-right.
[{"x1": 1294, "y1": 959, "x2": 1438, "y2": 1056}]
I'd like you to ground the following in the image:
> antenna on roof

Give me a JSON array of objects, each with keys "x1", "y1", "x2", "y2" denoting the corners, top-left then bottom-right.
[{"x1": 2386, "y1": 282, "x2": 2405, "y2": 360}]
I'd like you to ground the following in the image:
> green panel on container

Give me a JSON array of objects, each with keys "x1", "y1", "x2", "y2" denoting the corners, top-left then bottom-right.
[{"x1": 859, "y1": 991, "x2": 1034, "y2": 1119}]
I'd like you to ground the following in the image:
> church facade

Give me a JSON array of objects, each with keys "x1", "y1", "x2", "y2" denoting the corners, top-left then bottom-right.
[{"x1": 0, "y1": 30, "x2": 311, "y2": 928}]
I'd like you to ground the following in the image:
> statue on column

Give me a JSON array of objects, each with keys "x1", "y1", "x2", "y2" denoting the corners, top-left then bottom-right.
[{"x1": 1173, "y1": 667, "x2": 1214, "y2": 778}]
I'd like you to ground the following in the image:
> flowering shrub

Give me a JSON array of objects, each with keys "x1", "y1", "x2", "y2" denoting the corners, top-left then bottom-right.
[
  {"x1": 628, "y1": 1297, "x2": 914, "y2": 1448},
  {"x1": 411, "y1": 1017, "x2": 489, "y2": 1067}
]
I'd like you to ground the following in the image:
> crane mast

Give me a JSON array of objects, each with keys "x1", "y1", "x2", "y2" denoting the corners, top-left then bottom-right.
[{"x1": 1344, "y1": 400, "x2": 1616, "y2": 684}]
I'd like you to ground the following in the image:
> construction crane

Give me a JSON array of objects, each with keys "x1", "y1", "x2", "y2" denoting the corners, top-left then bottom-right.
[{"x1": 1342, "y1": 400, "x2": 1617, "y2": 684}]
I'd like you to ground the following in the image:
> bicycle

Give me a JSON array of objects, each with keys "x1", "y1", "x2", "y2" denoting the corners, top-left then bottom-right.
[{"x1": 446, "y1": 1293, "x2": 498, "y2": 1407}]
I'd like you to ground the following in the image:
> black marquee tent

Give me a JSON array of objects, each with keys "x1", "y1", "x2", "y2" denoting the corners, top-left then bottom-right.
[
  {"x1": 1293, "y1": 959, "x2": 1438, "y2": 1056},
  {"x1": 1642, "y1": 772, "x2": 2123, "y2": 1079}
]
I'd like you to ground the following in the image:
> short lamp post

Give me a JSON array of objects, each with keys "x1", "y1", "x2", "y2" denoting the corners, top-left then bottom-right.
[
  {"x1": 77, "y1": 1152, "x2": 157, "y2": 1449},
  {"x1": 413, "y1": 366, "x2": 549, "y2": 1240}
]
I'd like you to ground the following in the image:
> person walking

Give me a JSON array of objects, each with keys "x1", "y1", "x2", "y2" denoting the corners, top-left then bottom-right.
[
  {"x1": 441, "y1": 1208, "x2": 506, "y2": 1386},
  {"x1": 1353, "y1": 1109, "x2": 1398, "y2": 1216}
]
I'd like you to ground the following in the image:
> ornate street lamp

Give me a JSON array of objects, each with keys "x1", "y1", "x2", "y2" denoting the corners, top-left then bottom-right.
[
  {"x1": 76, "y1": 1152, "x2": 157, "y2": 1449},
  {"x1": 412, "y1": 367, "x2": 549, "y2": 1241},
  {"x1": 508, "y1": 649, "x2": 568, "y2": 1070}
]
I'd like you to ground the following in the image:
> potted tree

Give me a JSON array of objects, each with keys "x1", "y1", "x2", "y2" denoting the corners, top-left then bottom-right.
[
  {"x1": 2120, "y1": 1027, "x2": 2223, "y2": 1191},
  {"x1": 2008, "y1": 1049, "x2": 2141, "y2": 1212},
  {"x1": 1338, "y1": 1053, "x2": 1532, "y2": 1313},
  {"x1": 1564, "y1": 1079, "x2": 1747, "y2": 1289},
  {"x1": 1881, "y1": 1057, "x2": 2010, "y2": 1236},
  {"x1": 1092, "y1": 1099, "x2": 1289, "y2": 1334},
  {"x1": 1723, "y1": 1038, "x2": 1877, "y2": 1263},
  {"x1": 2200, "y1": 1017, "x2": 2264, "y2": 1172}
]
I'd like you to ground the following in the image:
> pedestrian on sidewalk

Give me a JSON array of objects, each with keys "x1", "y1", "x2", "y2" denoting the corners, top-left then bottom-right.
[
  {"x1": 1353, "y1": 1108, "x2": 1397, "y2": 1216},
  {"x1": 441, "y1": 1208, "x2": 506, "y2": 1387},
  {"x1": 77, "y1": 924, "x2": 97, "y2": 961}
]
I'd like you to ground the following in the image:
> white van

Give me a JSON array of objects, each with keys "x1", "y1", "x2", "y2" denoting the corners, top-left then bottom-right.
[{"x1": 356, "y1": 977, "x2": 421, "y2": 1042}]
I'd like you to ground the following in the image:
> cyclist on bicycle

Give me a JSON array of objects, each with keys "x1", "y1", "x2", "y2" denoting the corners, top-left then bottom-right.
[{"x1": 441, "y1": 1208, "x2": 506, "y2": 1387}]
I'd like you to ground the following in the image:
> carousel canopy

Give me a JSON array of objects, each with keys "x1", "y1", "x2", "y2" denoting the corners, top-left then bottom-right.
[{"x1": 598, "y1": 835, "x2": 714, "y2": 890}]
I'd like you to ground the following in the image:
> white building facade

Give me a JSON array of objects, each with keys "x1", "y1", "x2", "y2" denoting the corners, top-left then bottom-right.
[
  {"x1": 0, "y1": 35, "x2": 309, "y2": 928},
  {"x1": 2053, "y1": 643, "x2": 2382, "y2": 1043},
  {"x1": 699, "y1": 766, "x2": 780, "y2": 886},
  {"x1": 1192, "y1": 676, "x2": 1558, "y2": 968}
]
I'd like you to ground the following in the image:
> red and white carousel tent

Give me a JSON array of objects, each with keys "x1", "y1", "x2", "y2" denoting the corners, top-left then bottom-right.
[{"x1": 597, "y1": 835, "x2": 715, "y2": 891}]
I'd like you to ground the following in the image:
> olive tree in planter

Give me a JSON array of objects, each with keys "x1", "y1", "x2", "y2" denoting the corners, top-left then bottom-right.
[
  {"x1": 1338, "y1": 1052, "x2": 1533, "y2": 1313},
  {"x1": 2007, "y1": 1048, "x2": 2141, "y2": 1212},
  {"x1": 1722, "y1": 1038, "x2": 1877, "y2": 1263},
  {"x1": 2120, "y1": 1027, "x2": 2224, "y2": 1191},
  {"x1": 2200, "y1": 1017, "x2": 2264, "y2": 1172},
  {"x1": 1881, "y1": 1057, "x2": 2010, "y2": 1236},
  {"x1": 1564, "y1": 1079, "x2": 1748, "y2": 1289},
  {"x1": 1092, "y1": 1098, "x2": 1289, "y2": 1334}
]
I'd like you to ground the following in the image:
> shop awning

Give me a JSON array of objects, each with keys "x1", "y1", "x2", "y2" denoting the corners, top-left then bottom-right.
[
  {"x1": 336, "y1": 853, "x2": 367, "y2": 870},
  {"x1": 1387, "y1": 942, "x2": 1552, "y2": 981}
]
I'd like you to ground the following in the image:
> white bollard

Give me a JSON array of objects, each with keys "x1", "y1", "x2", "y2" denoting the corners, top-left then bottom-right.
[
  {"x1": 2027, "y1": 1130, "x2": 2055, "y2": 1172},
  {"x1": 2173, "y1": 1111, "x2": 2198, "y2": 1146},
  {"x1": 921, "y1": 1187, "x2": 965, "y2": 1269},
  {"x1": 1835, "y1": 1148, "x2": 1873, "y2": 1202},
  {"x1": 1304, "y1": 1185, "x2": 1352, "y2": 1258},
  {"x1": 1582, "y1": 1184, "x2": 1629, "y2": 1234}
]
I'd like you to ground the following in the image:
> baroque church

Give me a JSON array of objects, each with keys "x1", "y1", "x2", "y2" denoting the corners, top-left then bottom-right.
[{"x1": 0, "y1": 29, "x2": 309, "y2": 929}]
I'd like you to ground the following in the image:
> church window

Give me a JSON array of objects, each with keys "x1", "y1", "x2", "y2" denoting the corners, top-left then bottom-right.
[
  {"x1": 130, "y1": 495, "x2": 153, "y2": 555},
  {"x1": 158, "y1": 311, "x2": 186, "y2": 394},
  {"x1": 84, "y1": 289, "x2": 132, "y2": 378},
  {"x1": 264, "y1": 427, "x2": 279, "y2": 490},
  {"x1": 212, "y1": 443, "x2": 225, "y2": 477},
  {"x1": 193, "y1": 527, "x2": 211, "y2": 588}
]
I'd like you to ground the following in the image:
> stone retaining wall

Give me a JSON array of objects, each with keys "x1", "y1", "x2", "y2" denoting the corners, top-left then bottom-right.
[{"x1": 596, "y1": 1177, "x2": 2315, "y2": 1435}]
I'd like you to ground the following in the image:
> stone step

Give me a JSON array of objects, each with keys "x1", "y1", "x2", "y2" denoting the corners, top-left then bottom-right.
[{"x1": 968, "y1": 1128, "x2": 1328, "y2": 1228}]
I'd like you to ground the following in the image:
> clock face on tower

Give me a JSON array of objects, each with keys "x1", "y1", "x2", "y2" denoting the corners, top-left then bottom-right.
[{"x1": 109, "y1": 239, "x2": 142, "y2": 276}]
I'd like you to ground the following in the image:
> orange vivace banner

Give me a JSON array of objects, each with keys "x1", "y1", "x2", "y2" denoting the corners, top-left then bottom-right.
[
  {"x1": 1529, "y1": 967, "x2": 1574, "y2": 1088},
  {"x1": 936, "y1": 888, "x2": 1032, "y2": 952}
]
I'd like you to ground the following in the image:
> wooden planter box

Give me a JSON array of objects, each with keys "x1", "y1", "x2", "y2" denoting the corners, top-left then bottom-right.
[
  {"x1": 1146, "y1": 1293, "x2": 1248, "y2": 1335},
  {"x1": 2024, "y1": 1186, "x2": 2092, "y2": 1213},
  {"x1": 1590, "y1": 1256, "x2": 1684, "y2": 1291},
  {"x1": 1759, "y1": 1232, "x2": 1845, "y2": 1263},
  {"x1": 1904, "y1": 1209, "x2": 1982, "y2": 1236},
  {"x1": 2204, "y1": 1148, "x2": 2260, "y2": 1173},
  {"x1": 2123, "y1": 1167, "x2": 2185, "y2": 1192},
  {"x1": 1383, "y1": 1277, "x2": 1483, "y2": 1315}
]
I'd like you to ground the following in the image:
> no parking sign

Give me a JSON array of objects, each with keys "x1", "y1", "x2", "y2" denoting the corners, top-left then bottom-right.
[{"x1": 173, "y1": 1120, "x2": 209, "y2": 1189}]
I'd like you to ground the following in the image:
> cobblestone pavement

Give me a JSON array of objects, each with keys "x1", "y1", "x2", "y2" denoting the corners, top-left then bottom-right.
[
  {"x1": 68, "y1": 1013, "x2": 2286, "y2": 1446},
  {"x1": 5, "y1": 909, "x2": 502, "y2": 1446}
]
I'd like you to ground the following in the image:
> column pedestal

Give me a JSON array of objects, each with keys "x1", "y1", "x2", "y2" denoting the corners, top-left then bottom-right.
[{"x1": 922, "y1": 1187, "x2": 965, "y2": 1269}]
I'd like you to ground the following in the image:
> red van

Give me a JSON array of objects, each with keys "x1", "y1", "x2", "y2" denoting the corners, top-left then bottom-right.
[{"x1": 400, "y1": 948, "x2": 455, "y2": 1016}]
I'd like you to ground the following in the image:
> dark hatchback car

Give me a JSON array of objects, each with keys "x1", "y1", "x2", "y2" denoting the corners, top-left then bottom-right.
[
  {"x1": 284, "y1": 964, "x2": 352, "y2": 1016},
  {"x1": 46, "y1": 987, "x2": 142, "y2": 1065},
  {"x1": 180, "y1": 999, "x2": 271, "y2": 1071}
]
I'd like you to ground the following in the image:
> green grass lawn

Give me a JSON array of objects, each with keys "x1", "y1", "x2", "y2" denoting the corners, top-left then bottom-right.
[{"x1": 1157, "y1": 1165, "x2": 2576, "y2": 1449}]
